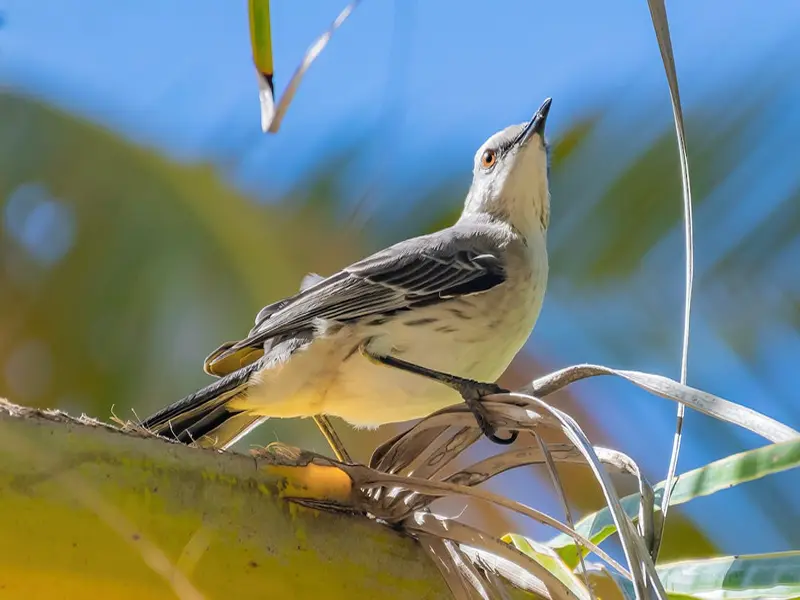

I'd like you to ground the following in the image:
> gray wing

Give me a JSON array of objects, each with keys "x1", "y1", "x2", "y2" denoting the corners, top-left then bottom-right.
[{"x1": 212, "y1": 227, "x2": 507, "y2": 363}]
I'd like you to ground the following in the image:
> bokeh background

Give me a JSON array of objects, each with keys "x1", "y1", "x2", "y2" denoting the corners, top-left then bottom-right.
[{"x1": 2, "y1": 0, "x2": 799, "y2": 564}]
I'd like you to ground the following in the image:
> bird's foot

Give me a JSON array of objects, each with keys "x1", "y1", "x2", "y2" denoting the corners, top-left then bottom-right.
[{"x1": 455, "y1": 380, "x2": 518, "y2": 445}]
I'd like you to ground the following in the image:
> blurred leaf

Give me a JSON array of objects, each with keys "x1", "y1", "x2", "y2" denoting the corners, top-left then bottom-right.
[
  {"x1": 547, "y1": 438, "x2": 800, "y2": 567},
  {"x1": 653, "y1": 516, "x2": 716, "y2": 563},
  {"x1": 550, "y1": 88, "x2": 776, "y2": 284},
  {"x1": 709, "y1": 186, "x2": 800, "y2": 283},
  {"x1": 503, "y1": 534, "x2": 592, "y2": 600},
  {"x1": 585, "y1": 564, "x2": 703, "y2": 600},
  {"x1": 549, "y1": 114, "x2": 601, "y2": 170},
  {"x1": 585, "y1": 565, "x2": 638, "y2": 600},
  {"x1": 0, "y1": 93, "x2": 361, "y2": 428},
  {"x1": 657, "y1": 552, "x2": 800, "y2": 599}
]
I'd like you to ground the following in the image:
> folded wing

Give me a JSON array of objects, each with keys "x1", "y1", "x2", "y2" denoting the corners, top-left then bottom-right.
[{"x1": 207, "y1": 228, "x2": 507, "y2": 371}]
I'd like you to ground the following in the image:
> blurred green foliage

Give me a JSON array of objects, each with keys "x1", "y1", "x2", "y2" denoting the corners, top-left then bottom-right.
[{"x1": 0, "y1": 92, "x2": 365, "y2": 451}]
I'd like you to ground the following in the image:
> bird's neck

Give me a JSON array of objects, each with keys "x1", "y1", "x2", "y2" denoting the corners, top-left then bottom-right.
[{"x1": 461, "y1": 190, "x2": 549, "y2": 241}]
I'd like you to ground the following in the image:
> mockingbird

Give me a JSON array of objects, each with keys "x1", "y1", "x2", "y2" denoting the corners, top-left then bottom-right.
[{"x1": 142, "y1": 97, "x2": 553, "y2": 455}]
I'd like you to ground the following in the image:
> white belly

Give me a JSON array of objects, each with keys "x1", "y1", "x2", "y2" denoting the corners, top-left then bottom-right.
[
  {"x1": 236, "y1": 261, "x2": 546, "y2": 427},
  {"x1": 329, "y1": 297, "x2": 535, "y2": 425}
]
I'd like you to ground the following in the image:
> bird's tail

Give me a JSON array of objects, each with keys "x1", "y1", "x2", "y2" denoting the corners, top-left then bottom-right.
[
  {"x1": 140, "y1": 362, "x2": 265, "y2": 450},
  {"x1": 143, "y1": 274, "x2": 324, "y2": 449}
]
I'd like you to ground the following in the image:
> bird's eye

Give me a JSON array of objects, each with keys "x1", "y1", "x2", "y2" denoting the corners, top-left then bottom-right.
[{"x1": 480, "y1": 149, "x2": 497, "y2": 169}]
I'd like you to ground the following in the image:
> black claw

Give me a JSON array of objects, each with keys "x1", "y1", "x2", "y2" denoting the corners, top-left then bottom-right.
[{"x1": 457, "y1": 380, "x2": 517, "y2": 446}]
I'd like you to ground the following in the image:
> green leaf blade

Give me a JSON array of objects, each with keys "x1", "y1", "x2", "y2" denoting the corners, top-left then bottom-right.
[
  {"x1": 249, "y1": 0, "x2": 274, "y2": 79},
  {"x1": 503, "y1": 533, "x2": 593, "y2": 600},
  {"x1": 547, "y1": 439, "x2": 800, "y2": 567},
  {"x1": 657, "y1": 552, "x2": 800, "y2": 599}
]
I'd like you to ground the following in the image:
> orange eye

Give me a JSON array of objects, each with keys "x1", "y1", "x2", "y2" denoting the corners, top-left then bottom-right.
[{"x1": 481, "y1": 149, "x2": 497, "y2": 169}]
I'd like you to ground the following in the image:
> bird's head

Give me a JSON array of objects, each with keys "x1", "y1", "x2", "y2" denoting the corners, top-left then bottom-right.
[{"x1": 462, "y1": 98, "x2": 552, "y2": 237}]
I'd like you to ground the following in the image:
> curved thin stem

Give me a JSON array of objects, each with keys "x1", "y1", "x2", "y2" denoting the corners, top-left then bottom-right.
[{"x1": 646, "y1": 0, "x2": 695, "y2": 560}]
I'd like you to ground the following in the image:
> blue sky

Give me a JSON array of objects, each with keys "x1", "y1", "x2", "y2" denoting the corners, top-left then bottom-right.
[
  {"x1": 4, "y1": 0, "x2": 799, "y2": 195},
  {"x1": 3, "y1": 0, "x2": 800, "y2": 553}
]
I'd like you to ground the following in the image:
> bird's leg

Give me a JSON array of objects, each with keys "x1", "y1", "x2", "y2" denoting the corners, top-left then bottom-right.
[
  {"x1": 313, "y1": 414, "x2": 353, "y2": 464},
  {"x1": 359, "y1": 344, "x2": 518, "y2": 445}
]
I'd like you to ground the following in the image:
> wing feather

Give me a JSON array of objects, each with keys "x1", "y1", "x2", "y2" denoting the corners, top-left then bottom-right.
[{"x1": 208, "y1": 227, "x2": 508, "y2": 368}]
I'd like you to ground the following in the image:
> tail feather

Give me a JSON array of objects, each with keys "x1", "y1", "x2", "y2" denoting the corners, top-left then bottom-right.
[
  {"x1": 141, "y1": 360, "x2": 265, "y2": 449},
  {"x1": 174, "y1": 408, "x2": 267, "y2": 449}
]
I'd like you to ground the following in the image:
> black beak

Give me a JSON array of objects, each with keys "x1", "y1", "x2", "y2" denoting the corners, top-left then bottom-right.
[{"x1": 514, "y1": 97, "x2": 552, "y2": 148}]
